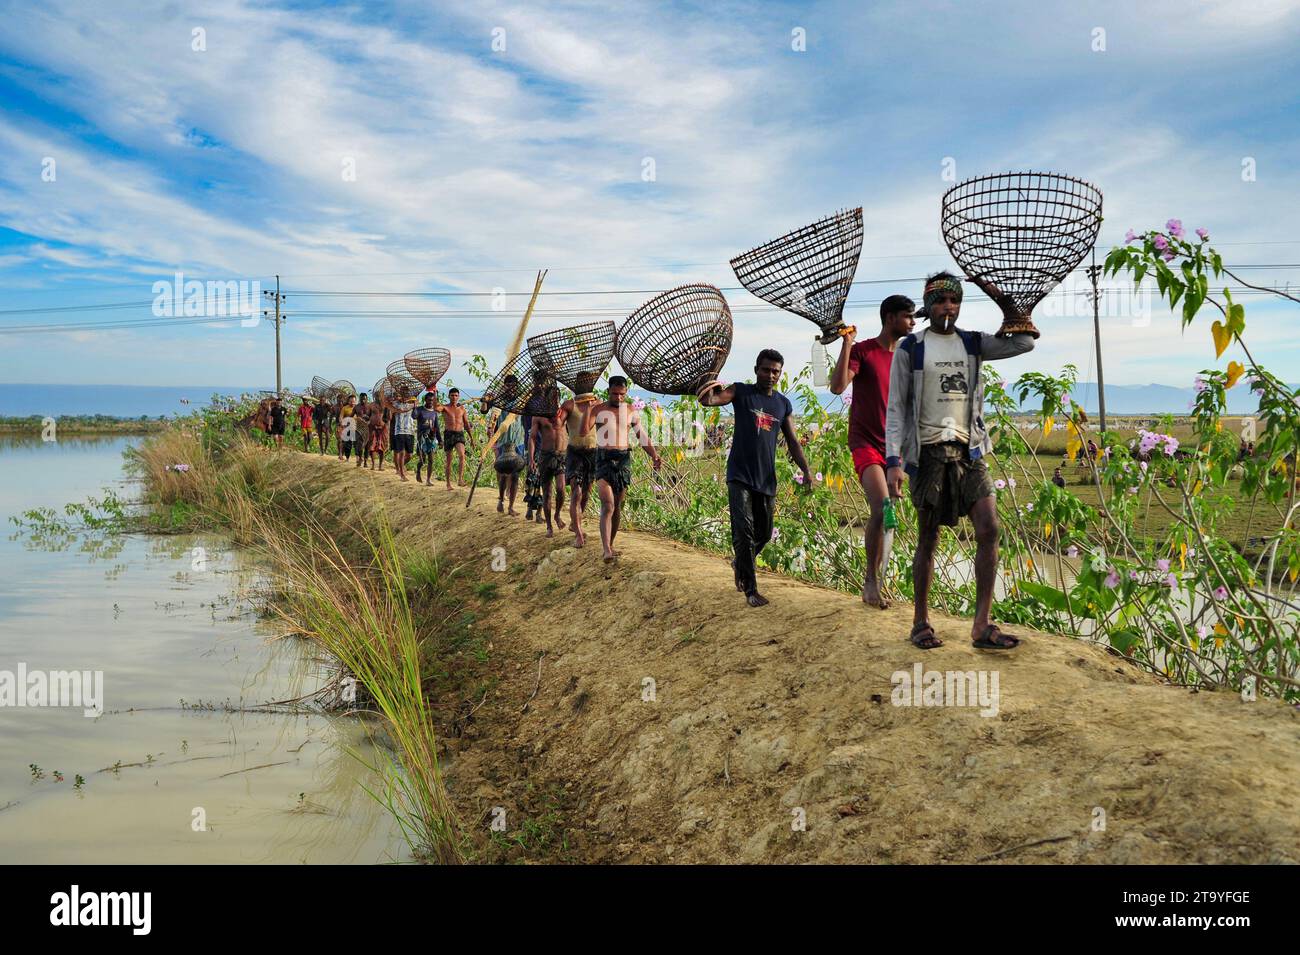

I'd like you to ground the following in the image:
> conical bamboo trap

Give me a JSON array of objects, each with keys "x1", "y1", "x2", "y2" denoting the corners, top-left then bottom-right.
[
  {"x1": 527, "y1": 321, "x2": 616, "y2": 397},
  {"x1": 730, "y1": 208, "x2": 863, "y2": 344},
  {"x1": 940, "y1": 170, "x2": 1102, "y2": 338},
  {"x1": 615, "y1": 284, "x2": 733, "y2": 397},
  {"x1": 403, "y1": 348, "x2": 452, "y2": 390}
]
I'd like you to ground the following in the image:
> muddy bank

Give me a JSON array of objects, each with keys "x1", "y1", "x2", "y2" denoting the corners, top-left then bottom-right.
[{"x1": 275, "y1": 450, "x2": 1299, "y2": 864}]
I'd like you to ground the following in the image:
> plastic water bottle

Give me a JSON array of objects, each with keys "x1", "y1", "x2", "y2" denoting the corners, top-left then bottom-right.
[
  {"x1": 882, "y1": 497, "x2": 899, "y2": 530},
  {"x1": 811, "y1": 341, "x2": 829, "y2": 387}
]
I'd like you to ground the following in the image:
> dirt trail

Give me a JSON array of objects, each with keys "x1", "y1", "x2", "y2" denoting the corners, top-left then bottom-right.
[{"x1": 283, "y1": 451, "x2": 1298, "y2": 864}]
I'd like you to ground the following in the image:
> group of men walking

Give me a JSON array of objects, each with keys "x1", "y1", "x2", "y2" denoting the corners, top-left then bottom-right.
[
  {"x1": 259, "y1": 270, "x2": 1031, "y2": 651},
  {"x1": 711, "y1": 271, "x2": 1032, "y2": 651},
  {"x1": 256, "y1": 387, "x2": 474, "y2": 488},
  {"x1": 483, "y1": 372, "x2": 661, "y2": 563}
]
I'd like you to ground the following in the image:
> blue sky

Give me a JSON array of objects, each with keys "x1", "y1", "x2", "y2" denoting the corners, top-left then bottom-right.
[{"x1": 1, "y1": 0, "x2": 1298, "y2": 394}]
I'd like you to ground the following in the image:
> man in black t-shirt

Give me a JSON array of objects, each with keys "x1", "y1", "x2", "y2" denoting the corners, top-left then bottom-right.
[
  {"x1": 700, "y1": 350, "x2": 812, "y2": 607},
  {"x1": 268, "y1": 398, "x2": 287, "y2": 449}
]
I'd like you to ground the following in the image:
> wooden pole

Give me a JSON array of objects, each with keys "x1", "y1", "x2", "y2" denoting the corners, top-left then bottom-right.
[
  {"x1": 1089, "y1": 251, "x2": 1108, "y2": 435},
  {"x1": 467, "y1": 270, "x2": 547, "y2": 507}
]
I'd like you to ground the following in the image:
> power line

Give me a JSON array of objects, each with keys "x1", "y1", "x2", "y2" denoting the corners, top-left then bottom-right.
[{"x1": 4, "y1": 284, "x2": 1295, "y2": 335}]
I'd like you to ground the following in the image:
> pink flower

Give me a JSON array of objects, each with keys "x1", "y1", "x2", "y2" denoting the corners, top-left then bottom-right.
[
  {"x1": 653, "y1": 484, "x2": 663, "y2": 492},
  {"x1": 793, "y1": 472, "x2": 804, "y2": 484},
  {"x1": 1166, "y1": 219, "x2": 1185, "y2": 239},
  {"x1": 1152, "y1": 235, "x2": 1169, "y2": 252},
  {"x1": 1196, "y1": 625, "x2": 1209, "y2": 640},
  {"x1": 1008, "y1": 477, "x2": 1017, "y2": 489},
  {"x1": 815, "y1": 472, "x2": 823, "y2": 483},
  {"x1": 994, "y1": 479, "x2": 1006, "y2": 490},
  {"x1": 1165, "y1": 573, "x2": 1179, "y2": 589},
  {"x1": 1163, "y1": 437, "x2": 1179, "y2": 456},
  {"x1": 770, "y1": 528, "x2": 781, "y2": 542},
  {"x1": 1193, "y1": 376, "x2": 1206, "y2": 393},
  {"x1": 1104, "y1": 570, "x2": 1120, "y2": 589},
  {"x1": 1196, "y1": 227, "x2": 1209, "y2": 241},
  {"x1": 1128, "y1": 486, "x2": 1139, "y2": 494},
  {"x1": 1066, "y1": 545, "x2": 1079, "y2": 558},
  {"x1": 842, "y1": 392, "x2": 853, "y2": 406},
  {"x1": 1140, "y1": 461, "x2": 1148, "y2": 472},
  {"x1": 1162, "y1": 248, "x2": 1176, "y2": 262},
  {"x1": 1213, "y1": 586, "x2": 1229, "y2": 600},
  {"x1": 1156, "y1": 559, "x2": 1170, "y2": 572},
  {"x1": 1129, "y1": 570, "x2": 1140, "y2": 581},
  {"x1": 632, "y1": 398, "x2": 646, "y2": 412},
  {"x1": 1025, "y1": 502, "x2": 1034, "y2": 512},
  {"x1": 1124, "y1": 229, "x2": 1137, "y2": 244}
]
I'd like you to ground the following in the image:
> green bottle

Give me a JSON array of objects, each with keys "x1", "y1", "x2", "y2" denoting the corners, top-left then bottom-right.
[{"x1": 882, "y1": 497, "x2": 899, "y2": 530}]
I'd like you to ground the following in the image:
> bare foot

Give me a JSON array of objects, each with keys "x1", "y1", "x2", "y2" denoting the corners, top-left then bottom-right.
[
  {"x1": 574, "y1": 529, "x2": 585, "y2": 548},
  {"x1": 556, "y1": 518, "x2": 566, "y2": 530},
  {"x1": 497, "y1": 501, "x2": 504, "y2": 513},
  {"x1": 862, "y1": 576, "x2": 889, "y2": 610},
  {"x1": 603, "y1": 552, "x2": 615, "y2": 563},
  {"x1": 746, "y1": 590, "x2": 769, "y2": 608},
  {"x1": 508, "y1": 508, "x2": 518, "y2": 516},
  {"x1": 546, "y1": 528, "x2": 554, "y2": 538}
]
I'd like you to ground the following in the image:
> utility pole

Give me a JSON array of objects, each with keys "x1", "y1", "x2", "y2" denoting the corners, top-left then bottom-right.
[
  {"x1": 1088, "y1": 250, "x2": 1108, "y2": 435},
  {"x1": 262, "y1": 275, "x2": 287, "y2": 394}
]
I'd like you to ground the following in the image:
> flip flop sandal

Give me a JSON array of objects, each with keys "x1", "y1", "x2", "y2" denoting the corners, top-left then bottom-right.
[
  {"x1": 973, "y1": 625, "x2": 1021, "y2": 650},
  {"x1": 910, "y1": 622, "x2": 943, "y2": 650}
]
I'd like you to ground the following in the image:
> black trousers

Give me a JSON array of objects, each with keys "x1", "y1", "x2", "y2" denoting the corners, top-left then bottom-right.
[
  {"x1": 728, "y1": 481, "x2": 774, "y2": 595},
  {"x1": 341, "y1": 440, "x2": 354, "y2": 460}
]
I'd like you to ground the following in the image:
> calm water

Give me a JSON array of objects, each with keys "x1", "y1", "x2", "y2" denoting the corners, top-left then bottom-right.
[{"x1": 0, "y1": 435, "x2": 406, "y2": 863}]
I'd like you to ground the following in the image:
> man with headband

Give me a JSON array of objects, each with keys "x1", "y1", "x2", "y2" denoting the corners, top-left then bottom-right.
[{"x1": 884, "y1": 271, "x2": 1035, "y2": 651}]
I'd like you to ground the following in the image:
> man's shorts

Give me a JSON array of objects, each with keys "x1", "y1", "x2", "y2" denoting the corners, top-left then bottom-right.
[
  {"x1": 537, "y1": 449, "x2": 565, "y2": 483},
  {"x1": 418, "y1": 433, "x2": 439, "y2": 455},
  {"x1": 443, "y1": 430, "x2": 465, "y2": 449},
  {"x1": 911, "y1": 441, "x2": 995, "y2": 528},
  {"x1": 851, "y1": 444, "x2": 887, "y2": 480},
  {"x1": 392, "y1": 433, "x2": 414, "y2": 454},
  {"x1": 565, "y1": 447, "x2": 596, "y2": 489}
]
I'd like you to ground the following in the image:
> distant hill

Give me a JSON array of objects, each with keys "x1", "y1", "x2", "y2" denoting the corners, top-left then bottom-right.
[
  {"x1": 3, "y1": 380, "x2": 1293, "y2": 419},
  {"x1": 0, "y1": 384, "x2": 263, "y2": 418}
]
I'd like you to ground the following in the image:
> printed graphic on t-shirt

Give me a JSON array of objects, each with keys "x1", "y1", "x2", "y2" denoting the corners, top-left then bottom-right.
[
  {"x1": 920, "y1": 335, "x2": 972, "y2": 445},
  {"x1": 939, "y1": 370, "x2": 967, "y2": 393},
  {"x1": 753, "y1": 410, "x2": 776, "y2": 432}
]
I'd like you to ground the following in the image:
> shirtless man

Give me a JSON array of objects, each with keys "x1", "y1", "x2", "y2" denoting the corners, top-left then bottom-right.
[
  {"x1": 556, "y1": 373, "x2": 600, "y2": 548},
  {"x1": 529, "y1": 409, "x2": 567, "y2": 537},
  {"x1": 579, "y1": 376, "x2": 661, "y2": 562},
  {"x1": 366, "y1": 397, "x2": 387, "y2": 470},
  {"x1": 437, "y1": 387, "x2": 475, "y2": 488}
]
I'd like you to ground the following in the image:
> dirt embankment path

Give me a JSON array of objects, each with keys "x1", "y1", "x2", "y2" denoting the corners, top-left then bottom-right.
[{"x1": 282, "y1": 451, "x2": 1298, "y2": 864}]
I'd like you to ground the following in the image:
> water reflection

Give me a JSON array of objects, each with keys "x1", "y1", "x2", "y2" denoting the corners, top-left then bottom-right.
[{"x1": 0, "y1": 435, "x2": 406, "y2": 863}]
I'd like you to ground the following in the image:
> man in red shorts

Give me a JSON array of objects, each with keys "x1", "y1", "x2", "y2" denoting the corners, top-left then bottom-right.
[{"x1": 830, "y1": 294, "x2": 915, "y2": 609}]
